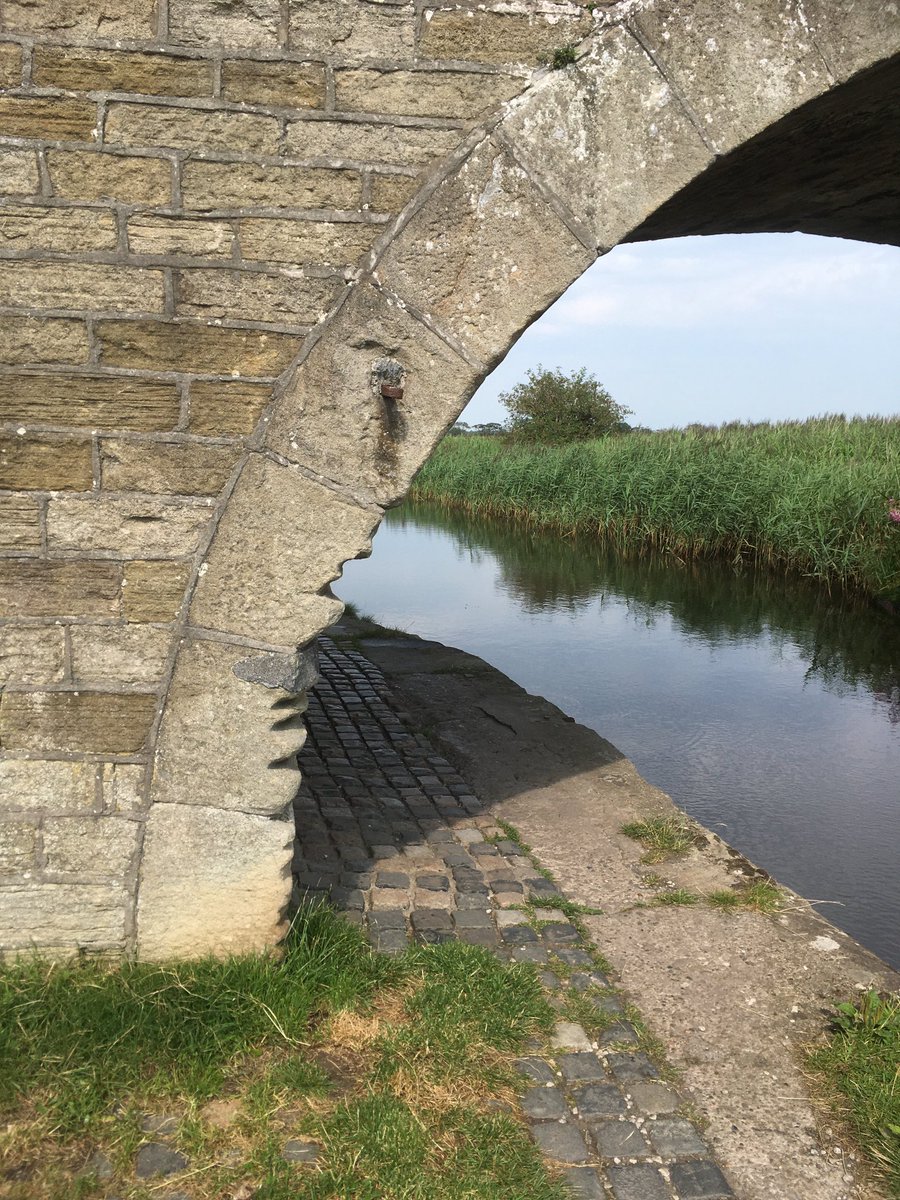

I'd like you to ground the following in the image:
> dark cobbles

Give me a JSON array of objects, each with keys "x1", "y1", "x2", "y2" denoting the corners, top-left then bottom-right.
[
  {"x1": 368, "y1": 909, "x2": 406, "y2": 929},
  {"x1": 540, "y1": 922, "x2": 580, "y2": 944},
  {"x1": 411, "y1": 908, "x2": 453, "y2": 930},
  {"x1": 457, "y1": 926, "x2": 500, "y2": 946},
  {"x1": 521, "y1": 1085, "x2": 569, "y2": 1120},
  {"x1": 555, "y1": 948, "x2": 594, "y2": 967},
  {"x1": 645, "y1": 1118, "x2": 708, "y2": 1157},
  {"x1": 668, "y1": 1161, "x2": 734, "y2": 1199},
  {"x1": 500, "y1": 924, "x2": 538, "y2": 945},
  {"x1": 598, "y1": 1022, "x2": 639, "y2": 1047},
  {"x1": 135, "y1": 1144, "x2": 188, "y2": 1179},
  {"x1": 372, "y1": 929, "x2": 408, "y2": 955},
  {"x1": 564, "y1": 1166, "x2": 606, "y2": 1199},
  {"x1": 527, "y1": 878, "x2": 563, "y2": 898},
  {"x1": 607, "y1": 1053, "x2": 660, "y2": 1084},
  {"x1": 510, "y1": 944, "x2": 550, "y2": 965},
  {"x1": 591, "y1": 1120, "x2": 651, "y2": 1159},
  {"x1": 515, "y1": 1057, "x2": 556, "y2": 1085},
  {"x1": 572, "y1": 1083, "x2": 628, "y2": 1117},
  {"x1": 375, "y1": 871, "x2": 409, "y2": 889},
  {"x1": 496, "y1": 839, "x2": 526, "y2": 856},
  {"x1": 453, "y1": 909, "x2": 493, "y2": 928},
  {"x1": 415, "y1": 928, "x2": 457, "y2": 944},
  {"x1": 417, "y1": 873, "x2": 450, "y2": 890},
  {"x1": 627, "y1": 1082, "x2": 680, "y2": 1115},
  {"x1": 557, "y1": 1053, "x2": 607, "y2": 1083},
  {"x1": 607, "y1": 1164, "x2": 673, "y2": 1200},
  {"x1": 530, "y1": 1121, "x2": 592, "y2": 1163},
  {"x1": 571, "y1": 971, "x2": 611, "y2": 991}
]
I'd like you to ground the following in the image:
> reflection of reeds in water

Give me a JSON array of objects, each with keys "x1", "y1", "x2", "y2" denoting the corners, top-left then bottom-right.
[
  {"x1": 388, "y1": 498, "x2": 900, "y2": 712},
  {"x1": 410, "y1": 417, "x2": 900, "y2": 600}
]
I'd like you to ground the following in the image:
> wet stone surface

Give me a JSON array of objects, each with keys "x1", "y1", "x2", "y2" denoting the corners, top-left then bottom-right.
[{"x1": 293, "y1": 637, "x2": 734, "y2": 1198}]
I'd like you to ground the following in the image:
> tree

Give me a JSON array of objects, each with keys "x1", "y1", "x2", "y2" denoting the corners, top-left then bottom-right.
[{"x1": 499, "y1": 366, "x2": 631, "y2": 444}]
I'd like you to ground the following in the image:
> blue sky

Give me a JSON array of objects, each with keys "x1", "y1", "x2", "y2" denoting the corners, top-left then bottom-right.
[{"x1": 461, "y1": 233, "x2": 900, "y2": 431}]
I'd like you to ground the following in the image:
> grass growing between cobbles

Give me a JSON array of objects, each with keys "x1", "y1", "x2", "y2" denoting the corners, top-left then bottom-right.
[
  {"x1": 806, "y1": 990, "x2": 900, "y2": 1197},
  {"x1": 0, "y1": 905, "x2": 564, "y2": 1200}
]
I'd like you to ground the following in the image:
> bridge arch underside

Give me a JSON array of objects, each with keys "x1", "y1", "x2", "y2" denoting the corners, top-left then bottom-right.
[{"x1": 0, "y1": 0, "x2": 897, "y2": 960}]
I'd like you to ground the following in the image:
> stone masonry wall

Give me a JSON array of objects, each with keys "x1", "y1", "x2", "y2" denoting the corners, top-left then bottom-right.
[{"x1": 1, "y1": 0, "x2": 896, "y2": 958}]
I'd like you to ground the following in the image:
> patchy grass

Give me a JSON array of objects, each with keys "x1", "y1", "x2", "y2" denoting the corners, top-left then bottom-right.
[
  {"x1": 653, "y1": 888, "x2": 700, "y2": 907},
  {"x1": 0, "y1": 907, "x2": 564, "y2": 1200},
  {"x1": 807, "y1": 990, "x2": 900, "y2": 1196},
  {"x1": 621, "y1": 816, "x2": 698, "y2": 863},
  {"x1": 708, "y1": 880, "x2": 783, "y2": 914}
]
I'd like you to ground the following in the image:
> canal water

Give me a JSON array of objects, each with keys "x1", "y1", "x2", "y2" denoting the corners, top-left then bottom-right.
[{"x1": 337, "y1": 500, "x2": 900, "y2": 970}]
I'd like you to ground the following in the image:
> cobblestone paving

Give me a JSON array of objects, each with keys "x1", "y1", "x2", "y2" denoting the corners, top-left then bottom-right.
[{"x1": 294, "y1": 637, "x2": 735, "y2": 1200}]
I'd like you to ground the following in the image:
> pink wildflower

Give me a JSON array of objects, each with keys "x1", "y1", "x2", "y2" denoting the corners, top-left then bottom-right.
[{"x1": 889, "y1": 498, "x2": 900, "y2": 523}]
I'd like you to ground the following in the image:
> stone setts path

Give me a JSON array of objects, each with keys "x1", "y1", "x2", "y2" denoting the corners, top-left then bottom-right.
[{"x1": 293, "y1": 637, "x2": 735, "y2": 1200}]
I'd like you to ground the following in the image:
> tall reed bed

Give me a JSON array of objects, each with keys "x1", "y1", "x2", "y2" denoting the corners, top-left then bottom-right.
[{"x1": 410, "y1": 417, "x2": 900, "y2": 598}]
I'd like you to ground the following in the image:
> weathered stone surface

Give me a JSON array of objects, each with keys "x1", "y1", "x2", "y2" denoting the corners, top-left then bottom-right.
[
  {"x1": 127, "y1": 215, "x2": 235, "y2": 258},
  {"x1": 175, "y1": 268, "x2": 342, "y2": 325},
  {"x1": 188, "y1": 380, "x2": 273, "y2": 436},
  {"x1": 47, "y1": 496, "x2": 213, "y2": 556},
  {"x1": 284, "y1": 118, "x2": 460, "y2": 166},
  {"x1": 136, "y1": 802, "x2": 293, "y2": 958},
  {"x1": 0, "y1": 434, "x2": 93, "y2": 492},
  {"x1": 0, "y1": 883, "x2": 125, "y2": 950},
  {"x1": 803, "y1": 0, "x2": 900, "y2": 81},
  {"x1": 105, "y1": 104, "x2": 281, "y2": 154},
  {"x1": 43, "y1": 816, "x2": 140, "y2": 877},
  {"x1": 0, "y1": 497, "x2": 40, "y2": 549},
  {"x1": 124, "y1": 559, "x2": 191, "y2": 623},
  {"x1": 168, "y1": 0, "x2": 281, "y2": 47},
  {"x1": 0, "y1": 42, "x2": 22, "y2": 88},
  {"x1": 0, "y1": 560, "x2": 121, "y2": 619},
  {"x1": 135, "y1": 1142, "x2": 188, "y2": 1178},
  {"x1": 0, "y1": 148, "x2": 39, "y2": 196},
  {"x1": 289, "y1": 0, "x2": 415, "y2": 60},
  {"x1": 501, "y1": 24, "x2": 713, "y2": 249},
  {"x1": 222, "y1": 59, "x2": 326, "y2": 108},
  {"x1": 97, "y1": 320, "x2": 300, "y2": 375},
  {"x1": 0, "y1": 316, "x2": 89, "y2": 365},
  {"x1": 153, "y1": 637, "x2": 305, "y2": 812},
  {"x1": 379, "y1": 135, "x2": 592, "y2": 366},
  {"x1": 0, "y1": 760, "x2": 97, "y2": 812},
  {"x1": 0, "y1": 204, "x2": 117, "y2": 253},
  {"x1": 0, "y1": 374, "x2": 179, "y2": 432},
  {"x1": 267, "y1": 282, "x2": 479, "y2": 504},
  {"x1": 0, "y1": 626, "x2": 66, "y2": 686},
  {"x1": 47, "y1": 151, "x2": 173, "y2": 206},
  {"x1": 0, "y1": 262, "x2": 165, "y2": 314},
  {"x1": 0, "y1": 820, "x2": 37, "y2": 875},
  {"x1": 421, "y1": 8, "x2": 592, "y2": 66},
  {"x1": 0, "y1": 97, "x2": 98, "y2": 141},
  {"x1": 0, "y1": 691, "x2": 156, "y2": 754},
  {"x1": 182, "y1": 160, "x2": 360, "y2": 212},
  {"x1": 239, "y1": 219, "x2": 378, "y2": 266},
  {"x1": 100, "y1": 438, "x2": 240, "y2": 496},
  {"x1": 631, "y1": 0, "x2": 830, "y2": 154},
  {"x1": 2, "y1": 0, "x2": 156, "y2": 39},
  {"x1": 189, "y1": 455, "x2": 378, "y2": 642},
  {"x1": 71, "y1": 624, "x2": 171, "y2": 685},
  {"x1": 32, "y1": 48, "x2": 214, "y2": 97},
  {"x1": 100, "y1": 763, "x2": 146, "y2": 812},
  {"x1": 335, "y1": 68, "x2": 523, "y2": 119},
  {"x1": 368, "y1": 172, "x2": 420, "y2": 213}
]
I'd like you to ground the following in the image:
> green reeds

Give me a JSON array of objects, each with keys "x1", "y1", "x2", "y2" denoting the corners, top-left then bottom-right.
[{"x1": 410, "y1": 417, "x2": 900, "y2": 599}]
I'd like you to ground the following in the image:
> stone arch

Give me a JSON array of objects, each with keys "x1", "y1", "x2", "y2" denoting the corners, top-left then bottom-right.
[{"x1": 1, "y1": 0, "x2": 897, "y2": 958}]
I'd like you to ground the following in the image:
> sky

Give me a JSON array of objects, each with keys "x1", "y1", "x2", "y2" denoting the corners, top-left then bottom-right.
[{"x1": 461, "y1": 232, "x2": 900, "y2": 431}]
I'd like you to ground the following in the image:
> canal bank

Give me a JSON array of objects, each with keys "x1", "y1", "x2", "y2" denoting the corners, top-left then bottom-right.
[{"x1": 331, "y1": 613, "x2": 899, "y2": 1200}]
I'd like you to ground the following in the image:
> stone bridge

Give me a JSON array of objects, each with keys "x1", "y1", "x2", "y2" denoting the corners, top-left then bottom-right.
[{"x1": 0, "y1": 0, "x2": 897, "y2": 958}]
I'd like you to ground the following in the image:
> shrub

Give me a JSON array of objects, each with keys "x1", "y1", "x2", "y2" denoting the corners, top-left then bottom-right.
[{"x1": 500, "y1": 366, "x2": 631, "y2": 445}]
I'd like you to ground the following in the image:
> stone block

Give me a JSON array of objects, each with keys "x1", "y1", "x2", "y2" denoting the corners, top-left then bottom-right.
[
  {"x1": 2, "y1": 0, "x2": 156, "y2": 39},
  {"x1": 378, "y1": 135, "x2": 591, "y2": 367},
  {"x1": 334, "y1": 68, "x2": 522, "y2": 119},
  {"x1": 421, "y1": 8, "x2": 592, "y2": 66},
  {"x1": 626, "y1": 1081, "x2": 680, "y2": 1115},
  {"x1": 97, "y1": 319, "x2": 300, "y2": 375},
  {"x1": 43, "y1": 816, "x2": 140, "y2": 877},
  {"x1": 606, "y1": 1165, "x2": 672, "y2": 1200},
  {"x1": 0, "y1": 262, "x2": 165, "y2": 314},
  {"x1": 0, "y1": 497, "x2": 39, "y2": 549},
  {"x1": 188, "y1": 380, "x2": 273, "y2": 436},
  {"x1": 32, "y1": 48, "x2": 215, "y2": 97},
  {"x1": 124, "y1": 559, "x2": 190, "y2": 623},
  {"x1": 100, "y1": 763, "x2": 146, "y2": 812},
  {"x1": 0, "y1": 316, "x2": 89, "y2": 365},
  {"x1": 0, "y1": 148, "x2": 39, "y2": 196},
  {"x1": 521, "y1": 1084, "x2": 568, "y2": 1120},
  {"x1": 127, "y1": 215, "x2": 235, "y2": 258},
  {"x1": 71, "y1": 624, "x2": 172, "y2": 685},
  {"x1": 0, "y1": 373, "x2": 180, "y2": 432},
  {"x1": 266, "y1": 282, "x2": 479, "y2": 505},
  {"x1": 136, "y1": 803, "x2": 294, "y2": 958},
  {"x1": 563, "y1": 1167, "x2": 605, "y2": 1200},
  {"x1": 105, "y1": 103, "x2": 280, "y2": 154},
  {"x1": 100, "y1": 438, "x2": 240, "y2": 496},
  {"x1": 0, "y1": 691, "x2": 156, "y2": 754},
  {"x1": 0, "y1": 759, "x2": 97, "y2": 811},
  {"x1": 189, "y1": 455, "x2": 378, "y2": 643},
  {"x1": 644, "y1": 1117, "x2": 708, "y2": 1157},
  {"x1": 803, "y1": 0, "x2": 900, "y2": 82},
  {"x1": 0, "y1": 626, "x2": 66, "y2": 686},
  {"x1": 0, "y1": 42, "x2": 22, "y2": 88},
  {"x1": 0, "y1": 820, "x2": 37, "y2": 875},
  {"x1": 0, "y1": 560, "x2": 121, "y2": 619},
  {"x1": 368, "y1": 172, "x2": 420, "y2": 213},
  {"x1": 631, "y1": 0, "x2": 830, "y2": 155},
  {"x1": 174, "y1": 268, "x2": 342, "y2": 325},
  {"x1": 47, "y1": 151, "x2": 173, "y2": 206},
  {"x1": 501, "y1": 24, "x2": 713, "y2": 249},
  {"x1": 47, "y1": 496, "x2": 213, "y2": 556},
  {"x1": 0, "y1": 434, "x2": 93, "y2": 492},
  {"x1": 182, "y1": 160, "x2": 360, "y2": 212},
  {"x1": 668, "y1": 1160, "x2": 733, "y2": 1199},
  {"x1": 168, "y1": 0, "x2": 281, "y2": 47},
  {"x1": 529, "y1": 1121, "x2": 591, "y2": 1164},
  {"x1": 0, "y1": 97, "x2": 98, "y2": 141},
  {"x1": 590, "y1": 1120, "x2": 650, "y2": 1159},
  {"x1": 289, "y1": 0, "x2": 415, "y2": 60},
  {"x1": 222, "y1": 59, "x2": 326, "y2": 108},
  {"x1": 153, "y1": 637, "x2": 305, "y2": 813},
  {"x1": 239, "y1": 219, "x2": 378, "y2": 267},
  {"x1": 0, "y1": 204, "x2": 117, "y2": 253},
  {"x1": 284, "y1": 118, "x2": 460, "y2": 167},
  {"x1": 0, "y1": 883, "x2": 125, "y2": 950}
]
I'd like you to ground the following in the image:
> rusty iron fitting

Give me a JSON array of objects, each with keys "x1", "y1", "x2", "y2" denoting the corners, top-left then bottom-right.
[{"x1": 381, "y1": 382, "x2": 404, "y2": 400}]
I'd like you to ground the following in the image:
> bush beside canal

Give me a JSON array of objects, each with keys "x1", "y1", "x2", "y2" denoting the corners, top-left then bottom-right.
[{"x1": 411, "y1": 417, "x2": 900, "y2": 600}]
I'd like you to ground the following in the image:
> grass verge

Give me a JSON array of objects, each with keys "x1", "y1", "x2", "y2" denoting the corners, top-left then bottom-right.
[{"x1": 621, "y1": 816, "x2": 698, "y2": 863}]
